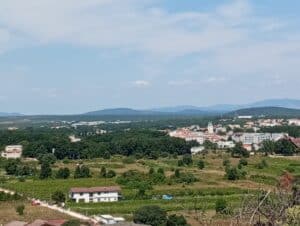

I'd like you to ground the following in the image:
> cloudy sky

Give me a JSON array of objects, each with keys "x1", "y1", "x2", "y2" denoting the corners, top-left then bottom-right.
[{"x1": 0, "y1": 0, "x2": 300, "y2": 114}]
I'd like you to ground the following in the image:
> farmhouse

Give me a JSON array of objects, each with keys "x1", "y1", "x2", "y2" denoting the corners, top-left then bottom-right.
[
  {"x1": 69, "y1": 186, "x2": 121, "y2": 203},
  {"x1": 1, "y1": 145, "x2": 23, "y2": 159}
]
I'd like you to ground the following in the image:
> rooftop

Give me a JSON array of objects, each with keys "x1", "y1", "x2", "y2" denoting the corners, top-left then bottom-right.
[{"x1": 70, "y1": 186, "x2": 121, "y2": 193}]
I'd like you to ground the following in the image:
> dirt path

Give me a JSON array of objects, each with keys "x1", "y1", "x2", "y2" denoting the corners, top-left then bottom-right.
[{"x1": 0, "y1": 187, "x2": 97, "y2": 223}]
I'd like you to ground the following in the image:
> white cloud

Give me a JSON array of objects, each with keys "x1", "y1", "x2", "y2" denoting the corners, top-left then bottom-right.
[
  {"x1": 0, "y1": 0, "x2": 257, "y2": 57},
  {"x1": 131, "y1": 80, "x2": 151, "y2": 88}
]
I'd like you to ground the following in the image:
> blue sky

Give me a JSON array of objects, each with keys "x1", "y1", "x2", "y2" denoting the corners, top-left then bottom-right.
[{"x1": 0, "y1": 0, "x2": 300, "y2": 114}]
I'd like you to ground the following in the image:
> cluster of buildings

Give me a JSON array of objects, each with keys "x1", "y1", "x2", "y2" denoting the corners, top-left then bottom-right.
[{"x1": 169, "y1": 121, "x2": 289, "y2": 153}]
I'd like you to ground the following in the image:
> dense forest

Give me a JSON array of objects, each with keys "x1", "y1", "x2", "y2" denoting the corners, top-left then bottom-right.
[{"x1": 0, "y1": 128, "x2": 196, "y2": 160}]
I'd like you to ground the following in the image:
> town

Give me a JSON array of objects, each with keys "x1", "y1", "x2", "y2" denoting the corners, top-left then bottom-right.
[{"x1": 1, "y1": 114, "x2": 300, "y2": 226}]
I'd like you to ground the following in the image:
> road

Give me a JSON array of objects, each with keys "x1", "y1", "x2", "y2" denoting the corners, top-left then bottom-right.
[{"x1": 0, "y1": 187, "x2": 98, "y2": 224}]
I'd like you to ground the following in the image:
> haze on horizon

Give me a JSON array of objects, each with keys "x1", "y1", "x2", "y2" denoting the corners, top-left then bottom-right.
[{"x1": 0, "y1": 0, "x2": 299, "y2": 115}]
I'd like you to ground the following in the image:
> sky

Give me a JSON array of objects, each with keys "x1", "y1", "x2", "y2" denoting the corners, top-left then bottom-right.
[{"x1": 0, "y1": 0, "x2": 300, "y2": 114}]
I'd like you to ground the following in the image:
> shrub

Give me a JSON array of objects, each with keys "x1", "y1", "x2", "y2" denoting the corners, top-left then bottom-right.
[
  {"x1": 133, "y1": 205, "x2": 167, "y2": 226},
  {"x1": 167, "y1": 214, "x2": 189, "y2": 226},
  {"x1": 56, "y1": 167, "x2": 70, "y2": 179},
  {"x1": 106, "y1": 170, "x2": 116, "y2": 178},
  {"x1": 225, "y1": 167, "x2": 246, "y2": 181},
  {"x1": 215, "y1": 198, "x2": 228, "y2": 214},
  {"x1": 239, "y1": 158, "x2": 248, "y2": 166},
  {"x1": 51, "y1": 190, "x2": 66, "y2": 204},
  {"x1": 177, "y1": 160, "x2": 184, "y2": 167},
  {"x1": 182, "y1": 154, "x2": 193, "y2": 166},
  {"x1": 16, "y1": 204, "x2": 25, "y2": 215},
  {"x1": 223, "y1": 159, "x2": 230, "y2": 167},
  {"x1": 197, "y1": 160, "x2": 205, "y2": 170}
]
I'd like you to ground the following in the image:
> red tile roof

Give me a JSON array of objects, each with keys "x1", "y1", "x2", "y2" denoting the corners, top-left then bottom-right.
[
  {"x1": 70, "y1": 186, "x2": 121, "y2": 193},
  {"x1": 291, "y1": 138, "x2": 300, "y2": 148}
]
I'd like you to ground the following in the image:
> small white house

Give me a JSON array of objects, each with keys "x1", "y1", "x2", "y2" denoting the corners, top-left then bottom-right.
[
  {"x1": 69, "y1": 186, "x2": 121, "y2": 203},
  {"x1": 1, "y1": 145, "x2": 23, "y2": 159},
  {"x1": 94, "y1": 215, "x2": 125, "y2": 225},
  {"x1": 191, "y1": 146, "x2": 205, "y2": 154}
]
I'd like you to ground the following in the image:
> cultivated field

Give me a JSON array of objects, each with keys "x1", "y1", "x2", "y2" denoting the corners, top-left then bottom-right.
[{"x1": 2, "y1": 152, "x2": 300, "y2": 225}]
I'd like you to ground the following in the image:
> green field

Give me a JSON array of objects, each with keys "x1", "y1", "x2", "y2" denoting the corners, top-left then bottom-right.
[{"x1": 2, "y1": 153, "x2": 300, "y2": 220}]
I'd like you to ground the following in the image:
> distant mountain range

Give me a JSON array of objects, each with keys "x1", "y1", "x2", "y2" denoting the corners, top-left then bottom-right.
[
  {"x1": 228, "y1": 107, "x2": 300, "y2": 117},
  {"x1": 84, "y1": 99, "x2": 300, "y2": 116},
  {"x1": 0, "y1": 112, "x2": 23, "y2": 117},
  {"x1": 1, "y1": 98, "x2": 300, "y2": 117}
]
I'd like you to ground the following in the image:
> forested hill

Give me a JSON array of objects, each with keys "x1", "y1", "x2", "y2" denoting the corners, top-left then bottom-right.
[{"x1": 229, "y1": 107, "x2": 300, "y2": 117}]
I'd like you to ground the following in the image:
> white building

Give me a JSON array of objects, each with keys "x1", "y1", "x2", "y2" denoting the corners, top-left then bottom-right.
[
  {"x1": 207, "y1": 122, "x2": 214, "y2": 134},
  {"x1": 288, "y1": 119, "x2": 300, "y2": 126},
  {"x1": 232, "y1": 133, "x2": 287, "y2": 145},
  {"x1": 69, "y1": 186, "x2": 121, "y2": 203},
  {"x1": 217, "y1": 141, "x2": 235, "y2": 149},
  {"x1": 1, "y1": 145, "x2": 23, "y2": 159},
  {"x1": 191, "y1": 146, "x2": 205, "y2": 154},
  {"x1": 238, "y1": 115, "x2": 253, "y2": 119},
  {"x1": 94, "y1": 215, "x2": 125, "y2": 225},
  {"x1": 69, "y1": 135, "x2": 81, "y2": 143}
]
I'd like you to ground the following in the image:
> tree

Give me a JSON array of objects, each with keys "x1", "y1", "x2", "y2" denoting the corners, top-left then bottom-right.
[
  {"x1": 134, "y1": 205, "x2": 167, "y2": 226},
  {"x1": 203, "y1": 140, "x2": 217, "y2": 150},
  {"x1": 103, "y1": 151, "x2": 111, "y2": 159},
  {"x1": 275, "y1": 139, "x2": 297, "y2": 156},
  {"x1": 215, "y1": 198, "x2": 228, "y2": 214},
  {"x1": 100, "y1": 166, "x2": 107, "y2": 178},
  {"x1": 5, "y1": 159, "x2": 19, "y2": 175},
  {"x1": 74, "y1": 165, "x2": 90, "y2": 178},
  {"x1": 239, "y1": 158, "x2": 248, "y2": 166},
  {"x1": 38, "y1": 153, "x2": 56, "y2": 165},
  {"x1": 260, "y1": 140, "x2": 276, "y2": 156},
  {"x1": 174, "y1": 169, "x2": 180, "y2": 178},
  {"x1": 51, "y1": 190, "x2": 66, "y2": 204},
  {"x1": 225, "y1": 167, "x2": 239, "y2": 181},
  {"x1": 182, "y1": 154, "x2": 193, "y2": 166},
  {"x1": 56, "y1": 167, "x2": 70, "y2": 179},
  {"x1": 231, "y1": 142, "x2": 249, "y2": 158},
  {"x1": 167, "y1": 214, "x2": 189, "y2": 226},
  {"x1": 39, "y1": 162, "x2": 52, "y2": 179},
  {"x1": 106, "y1": 170, "x2": 116, "y2": 178},
  {"x1": 16, "y1": 204, "x2": 25, "y2": 215},
  {"x1": 197, "y1": 160, "x2": 205, "y2": 170}
]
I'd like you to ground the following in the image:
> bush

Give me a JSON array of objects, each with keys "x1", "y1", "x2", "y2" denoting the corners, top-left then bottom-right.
[
  {"x1": 182, "y1": 154, "x2": 193, "y2": 166},
  {"x1": 167, "y1": 214, "x2": 189, "y2": 226},
  {"x1": 239, "y1": 158, "x2": 248, "y2": 166},
  {"x1": 16, "y1": 204, "x2": 25, "y2": 215},
  {"x1": 56, "y1": 167, "x2": 70, "y2": 179},
  {"x1": 223, "y1": 159, "x2": 230, "y2": 167},
  {"x1": 51, "y1": 190, "x2": 66, "y2": 204},
  {"x1": 215, "y1": 198, "x2": 228, "y2": 214},
  {"x1": 106, "y1": 170, "x2": 116, "y2": 178},
  {"x1": 256, "y1": 159, "x2": 268, "y2": 169},
  {"x1": 133, "y1": 205, "x2": 167, "y2": 226},
  {"x1": 225, "y1": 167, "x2": 246, "y2": 181},
  {"x1": 197, "y1": 160, "x2": 205, "y2": 170}
]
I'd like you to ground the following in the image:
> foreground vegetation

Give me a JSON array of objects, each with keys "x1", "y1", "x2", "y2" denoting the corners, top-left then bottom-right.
[{"x1": 2, "y1": 152, "x2": 300, "y2": 225}]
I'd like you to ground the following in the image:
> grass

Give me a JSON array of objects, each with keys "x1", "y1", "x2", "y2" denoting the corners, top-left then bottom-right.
[
  {"x1": 68, "y1": 194, "x2": 244, "y2": 215},
  {"x1": 2, "y1": 152, "x2": 299, "y2": 224},
  {"x1": 0, "y1": 201, "x2": 73, "y2": 224}
]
